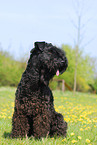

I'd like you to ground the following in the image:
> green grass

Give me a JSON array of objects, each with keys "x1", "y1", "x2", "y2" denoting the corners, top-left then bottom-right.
[{"x1": 0, "y1": 87, "x2": 97, "y2": 145}]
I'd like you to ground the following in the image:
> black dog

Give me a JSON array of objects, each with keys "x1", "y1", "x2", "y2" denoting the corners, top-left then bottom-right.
[{"x1": 11, "y1": 42, "x2": 68, "y2": 138}]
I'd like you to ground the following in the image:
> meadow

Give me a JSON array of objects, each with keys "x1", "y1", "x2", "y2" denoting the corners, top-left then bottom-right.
[{"x1": 0, "y1": 87, "x2": 97, "y2": 145}]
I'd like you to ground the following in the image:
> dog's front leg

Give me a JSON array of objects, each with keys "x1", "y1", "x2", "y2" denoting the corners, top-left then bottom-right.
[
  {"x1": 11, "y1": 111, "x2": 30, "y2": 138},
  {"x1": 33, "y1": 109, "x2": 51, "y2": 138}
]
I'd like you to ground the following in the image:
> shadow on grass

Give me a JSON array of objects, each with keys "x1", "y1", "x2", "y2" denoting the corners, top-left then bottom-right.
[{"x1": 3, "y1": 132, "x2": 11, "y2": 138}]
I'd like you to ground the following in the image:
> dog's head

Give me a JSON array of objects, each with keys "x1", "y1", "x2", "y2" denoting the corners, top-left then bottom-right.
[{"x1": 29, "y1": 41, "x2": 68, "y2": 84}]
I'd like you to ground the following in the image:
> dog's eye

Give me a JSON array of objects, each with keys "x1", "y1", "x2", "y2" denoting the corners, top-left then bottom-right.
[
  {"x1": 61, "y1": 60, "x2": 65, "y2": 63},
  {"x1": 48, "y1": 52, "x2": 52, "y2": 55},
  {"x1": 49, "y1": 49, "x2": 59, "y2": 56}
]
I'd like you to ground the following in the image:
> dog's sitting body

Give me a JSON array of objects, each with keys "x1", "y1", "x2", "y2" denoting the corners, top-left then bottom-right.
[{"x1": 11, "y1": 42, "x2": 68, "y2": 138}]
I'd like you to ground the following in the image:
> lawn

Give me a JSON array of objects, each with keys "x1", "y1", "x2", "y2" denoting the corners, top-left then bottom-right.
[{"x1": 0, "y1": 87, "x2": 97, "y2": 144}]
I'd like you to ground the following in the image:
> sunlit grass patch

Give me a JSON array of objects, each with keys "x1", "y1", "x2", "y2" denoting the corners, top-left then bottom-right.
[
  {"x1": 53, "y1": 90, "x2": 97, "y2": 144},
  {"x1": 0, "y1": 87, "x2": 97, "y2": 144}
]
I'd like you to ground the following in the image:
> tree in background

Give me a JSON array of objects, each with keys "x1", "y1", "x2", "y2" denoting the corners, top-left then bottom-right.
[
  {"x1": 70, "y1": 0, "x2": 94, "y2": 92},
  {"x1": 93, "y1": 79, "x2": 97, "y2": 93},
  {"x1": 89, "y1": 59, "x2": 97, "y2": 93}
]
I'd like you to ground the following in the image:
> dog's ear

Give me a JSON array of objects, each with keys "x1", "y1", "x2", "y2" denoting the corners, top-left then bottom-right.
[{"x1": 35, "y1": 42, "x2": 45, "y2": 51}]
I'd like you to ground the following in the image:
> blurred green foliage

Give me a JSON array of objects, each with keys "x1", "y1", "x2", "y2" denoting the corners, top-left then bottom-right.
[
  {"x1": 0, "y1": 51, "x2": 26, "y2": 86},
  {"x1": 92, "y1": 78, "x2": 97, "y2": 93},
  {"x1": 0, "y1": 45, "x2": 96, "y2": 93}
]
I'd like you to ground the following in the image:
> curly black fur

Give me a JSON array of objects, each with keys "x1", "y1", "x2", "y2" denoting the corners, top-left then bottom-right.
[{"x1": 11, "y1": 41, "x2": 68, "y2": 138}]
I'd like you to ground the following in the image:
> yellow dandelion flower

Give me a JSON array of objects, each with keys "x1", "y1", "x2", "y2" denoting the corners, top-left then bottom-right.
[
  {"x1": 71, "y1": 132, "x2": 75, "y2": 136},
  {"x1": 62, "y1": 138, "x2": 66, "y2": 142},
  {"x1": 55, "y1": 108, "x2": 59, "y2": 112},
  {"x1": 86, "y1": 139, "x2": 90, "y2": 143},
  {"x1": 2, "y1": 109, "x2": 7, "y2": 112},
  {"x1": 70, "y1": 120, "x2": 73, "y2": 123},
  {"x1": 78, "y1": 136, "x2": 82, "y2": 140},
  {"x1": 11, "y1": 102, "x2": 14, "y2": 107},
  {"x1": 80, "y1": 128, "x2": 83, "y2": 131},
  {"x1": 83, "y1": 125, "x2": 86, "y2": 127},
  {"x1": 85, "y1": 127, "x2": 90, "y2": 130},
  {"x1": 71, "y1": 140, "x2": 77, "y2": 143},
  {"x1": 2, "y1": 115, "x2": 6, "y2": 118},
  {"x1": 8, "y1": 116, "x2": 11, "y2": 119}
]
